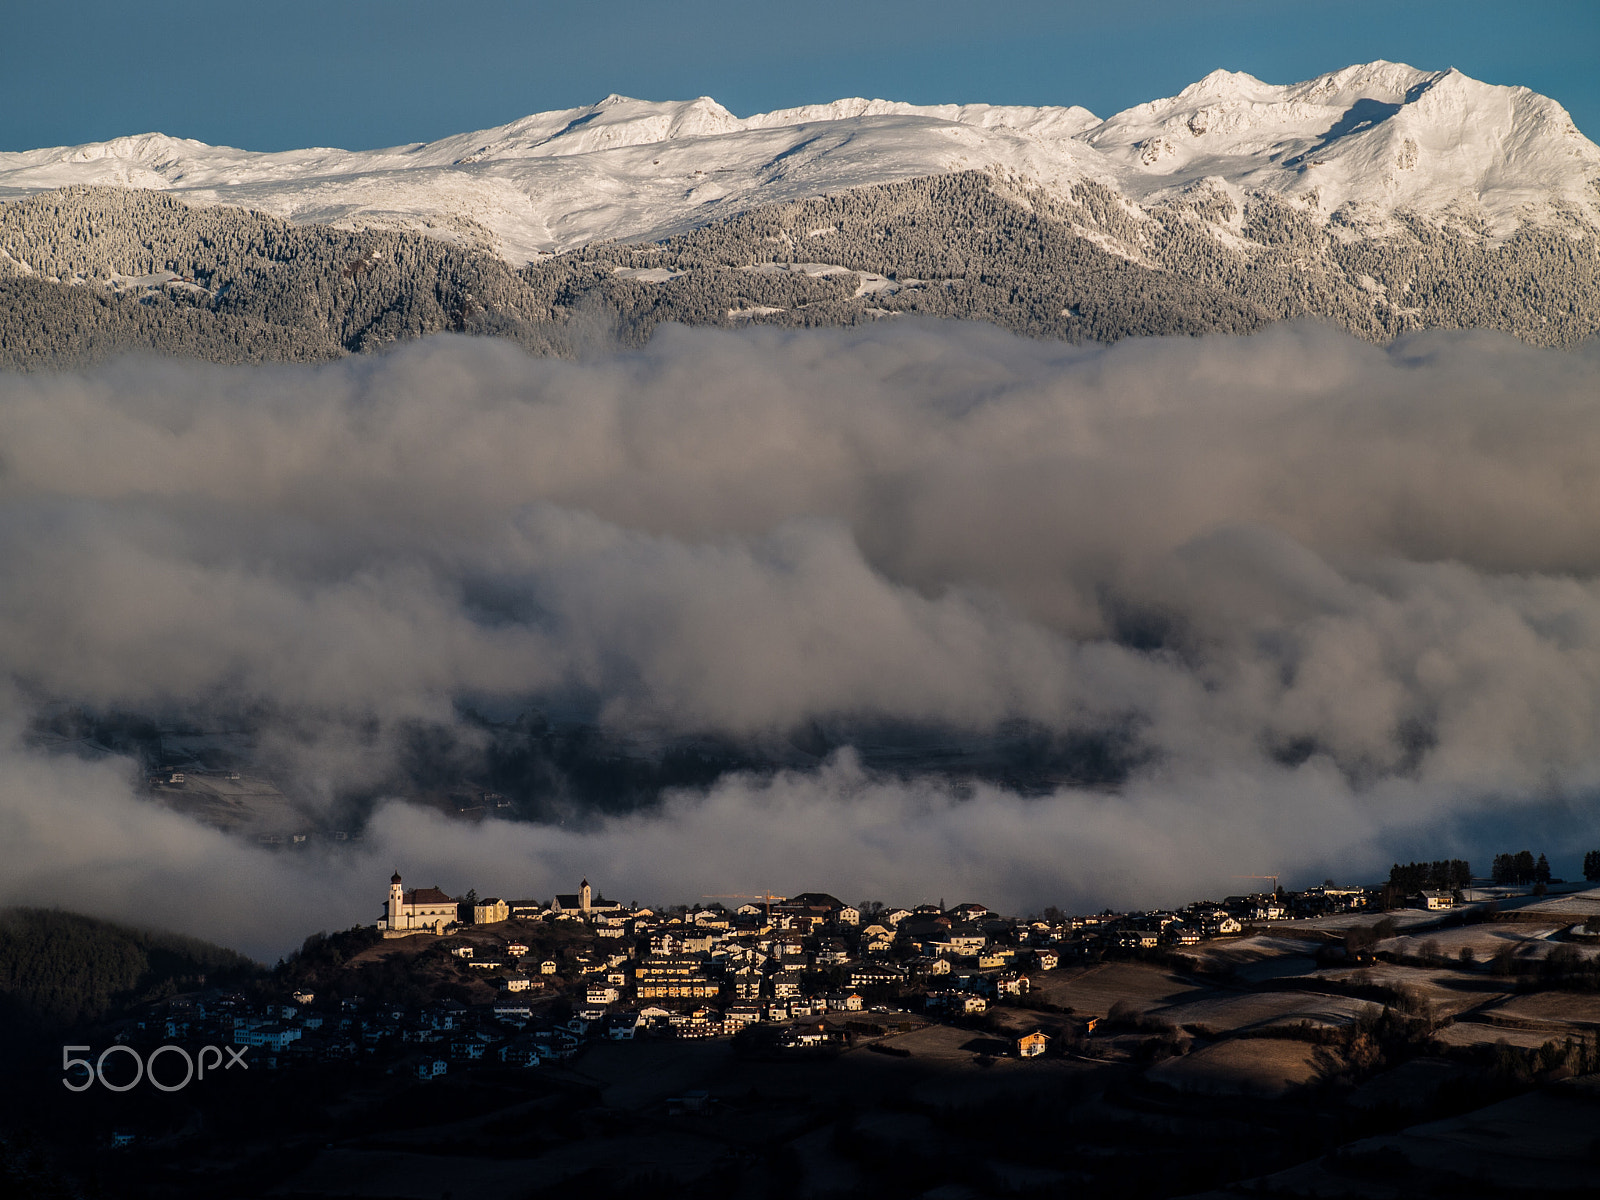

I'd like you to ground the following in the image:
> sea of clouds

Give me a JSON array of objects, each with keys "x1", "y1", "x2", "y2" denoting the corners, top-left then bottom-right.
[{"x1": 3, "y1": 319, "x2": 1599, "y2": 958}]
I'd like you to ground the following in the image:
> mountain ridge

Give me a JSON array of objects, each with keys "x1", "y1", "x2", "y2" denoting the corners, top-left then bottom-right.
[
  {"x1": 1, "y1": 62, "x2": 1597, "y2": 370},
  {"x1": 3, "y1": 167, "x2": 1597, "y2": 375},
  {"x1": 2, "y1": 61, "x2": 1595, "y2": 265}
]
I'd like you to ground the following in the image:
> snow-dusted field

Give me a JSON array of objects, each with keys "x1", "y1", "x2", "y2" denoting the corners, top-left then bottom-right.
[
  {"x1": 1030, "y1": 962, "x2": 1213, "y2": 1016},
  {"x1": 1182, "y1": 935, "x2": 1322, "y2": 983},
  {"x1": 1158, "y1": 990, "x2": 1373, "y2": 1033},
  {"x1": 1515, "y1": 887, "x2": 1600, "y2": 921},
  {"x1": 1479, "y1": 991, "x2": 1600, "y2": 1029},
  {"x1": 1148, "y1": 1037, "x2": 1326, "y2": 1098},
  {"x1": 1435, "y1": 1023, "x2": 1560, "y2": 1049},
  {"x1": 1384, "y1": 924, "x2": 1566, "y2": 961},
  {"x1": 1311, "y1": 965, "x2": 1511, "y2": 1019}
]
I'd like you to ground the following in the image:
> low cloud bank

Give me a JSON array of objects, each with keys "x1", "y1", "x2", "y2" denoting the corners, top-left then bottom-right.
[{"x1": 2, "y1": 321, "x2": 1600, "y2": 954}]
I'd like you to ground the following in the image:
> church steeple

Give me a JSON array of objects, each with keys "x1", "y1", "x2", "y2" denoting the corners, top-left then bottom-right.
[{"x1": 579, "y1": 878, "x2": 592, "y2": 914}]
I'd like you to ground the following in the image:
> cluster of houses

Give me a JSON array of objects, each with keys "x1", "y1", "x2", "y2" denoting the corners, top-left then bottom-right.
[
  {"x1": 1102, "y1": 884, "x2": 1372, "y2": 950},
  {"x1": 317, "y1": 871, "x2": 1384, "y2": 1074},
  {"x1": 104, "y1": 873, "x2": 1391, "y2": 1086},
  {"x1": 383, "y1": 872, "x2": 1064, "y2": 1012},
  {"x1": 118, "y1": 981, "x2": 918, "y2": 1084}
]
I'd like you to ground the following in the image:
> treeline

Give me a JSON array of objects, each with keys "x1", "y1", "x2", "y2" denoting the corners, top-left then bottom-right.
[
  {"x1": 1386, "y1": 860, "x2": 1471, "y2": 893},
  {"x1": 0, "y1": 187, "x2": 566, "y2": 369},
  {"x1": 1490, "y1": 851, "x2": 1551, "y2": 885},
  {"x1": 2, "y1": 171, "x2": 1598, "y2": 371},
  {"x1": 1041, "y1": 178, "x2": 1600, "y2": 349},
  {"x1": 272, "y1": 925, "x2": 382, "y2": 989},
  {"x1": 552, "y1": 172, "x2": 1272, "y2": 347},
  {"x1": 0, "y1": 274, "x2": 335, "y2": 368},
  {"x1": 0, "y1": 907, "x2": 260, "y2": 1028},
  {"x1": 533, "y1": 172, "x2": 1600, "y2": 352}
]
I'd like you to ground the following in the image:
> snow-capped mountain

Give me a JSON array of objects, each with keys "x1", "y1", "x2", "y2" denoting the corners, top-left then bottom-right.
[
  {"x1": 1083, "y1": 63, "x2": 1600, "y2": 227},
  {"x1": 3, "y1": 61, "x2": 1598, "y2": 371},
  {"x1": 2, "y1": 62, "x2": 1595, "y2": 264},
  {"x1": 0, "y1": 96, "x2": 1108, "y2": 264}
]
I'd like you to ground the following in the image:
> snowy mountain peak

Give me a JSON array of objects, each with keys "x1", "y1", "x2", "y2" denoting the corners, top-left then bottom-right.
[
  {"x1": 423, "y1": 94, "x2": 748, "y2": 165},
  {"x1": 0, "y1": 63, "x2": 1594, "y2": 262},
  {"x1": 1176, "y1": 68, "x2": 1273, "y2": 103},
  {"x1": 1291, "y1": 60, "x2": 1438, "y2": 103},
  {"x1": 1080, "y1": 60, "x2": 1600, "y2": 230},
  {"x1": 63, "y1": 133, "x2": 203, "y2": 165}
]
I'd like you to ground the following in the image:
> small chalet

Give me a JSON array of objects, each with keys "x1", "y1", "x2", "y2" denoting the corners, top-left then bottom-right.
[{"x1": 1017, "y1": 1030, "x2": 1050, "y2": 1058}]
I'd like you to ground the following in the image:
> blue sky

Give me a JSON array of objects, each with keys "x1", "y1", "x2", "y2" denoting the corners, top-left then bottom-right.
[{"x1": 2, "y1": 0, "x2": 1596, "y2": 151}]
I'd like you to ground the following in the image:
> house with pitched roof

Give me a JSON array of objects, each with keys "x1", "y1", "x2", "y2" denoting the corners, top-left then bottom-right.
[{"x1": 1017, "y1": 1030, "x2": 1050, "y2": 1058}]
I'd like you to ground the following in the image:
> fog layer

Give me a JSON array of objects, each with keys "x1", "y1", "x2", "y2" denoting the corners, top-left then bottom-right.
[{"x1": 3, "y1": 321, "x2": 1599, "y2": 956}]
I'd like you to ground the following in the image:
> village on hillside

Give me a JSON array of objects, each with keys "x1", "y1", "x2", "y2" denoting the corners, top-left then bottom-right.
[
  {"x1": 81, "y1": 855, "x2": 1600, "y2": 1196},
  {"x1": 120, "y1": 854, "x2": 1600, "y2": 1074}
]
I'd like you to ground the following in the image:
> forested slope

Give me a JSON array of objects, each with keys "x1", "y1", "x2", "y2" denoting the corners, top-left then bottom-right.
[
  {"x1": 0, "y1": 188, "x2": 563, "y2": 368},
  {"x1": 0, "y1": 908, "x2": 259, "y2": 1030},
  {"x1": 1, "y1": 174, "x2": 1596, "y2": 370},
  {"x1": 560, "y1": 173, "x2": 1600, "y2": 347}
]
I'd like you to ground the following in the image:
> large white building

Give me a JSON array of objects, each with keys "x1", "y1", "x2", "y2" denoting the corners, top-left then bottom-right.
[{"x1": 377, "y1": 871, "x2": 458, "y2": 937}]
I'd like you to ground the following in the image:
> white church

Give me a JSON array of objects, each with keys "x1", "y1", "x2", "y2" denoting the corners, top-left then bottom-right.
[
  {"x1": 377, "y1": 871, "x2": 459, "y2": 937},
  {"x1": 548, "y1": 878, "x2": 624, "y2": 918}
]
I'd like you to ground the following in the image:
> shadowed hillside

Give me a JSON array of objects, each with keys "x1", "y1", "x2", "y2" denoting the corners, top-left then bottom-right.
[{"x1": 0, "y1": 907, "x2": 260, "y2": 1030}]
